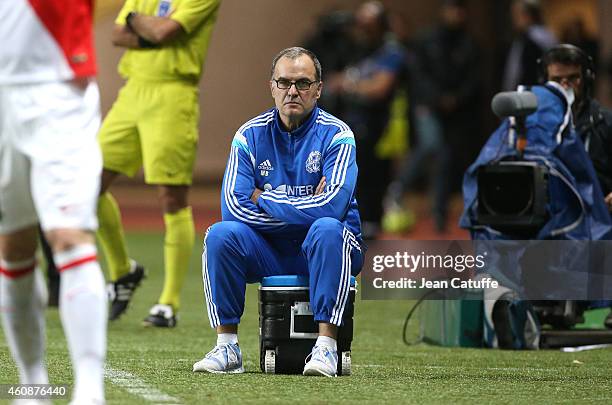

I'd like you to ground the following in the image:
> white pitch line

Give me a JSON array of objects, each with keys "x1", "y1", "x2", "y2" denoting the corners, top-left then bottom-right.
[{"x1": 105, "y1": 367, "x2": 183, "y2": 405}]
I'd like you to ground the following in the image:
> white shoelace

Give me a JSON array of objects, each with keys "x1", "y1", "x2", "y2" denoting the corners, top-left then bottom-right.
[{"x1": 305, "y1": 346, "x2": 333, "y2": 365}]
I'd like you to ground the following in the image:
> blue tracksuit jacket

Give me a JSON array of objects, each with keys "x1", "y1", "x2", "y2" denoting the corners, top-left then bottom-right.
[{"x1": 221, "y1": 106, "x2": 362, "y2": 242}]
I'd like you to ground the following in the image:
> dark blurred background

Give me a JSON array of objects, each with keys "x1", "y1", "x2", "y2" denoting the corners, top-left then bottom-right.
[{"x1": 94, "y1": 0, "x2": 612, "y2": 183}]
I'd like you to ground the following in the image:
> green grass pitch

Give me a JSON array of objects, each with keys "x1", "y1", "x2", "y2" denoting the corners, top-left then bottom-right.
[{"x1": 2, "y1": 232, "x2": 612, "y2": 404}]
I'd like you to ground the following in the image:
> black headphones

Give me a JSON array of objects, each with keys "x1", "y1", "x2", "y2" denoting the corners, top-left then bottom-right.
[{"x1": 537, "y1": 43, "x2": 596, "y2": 98}]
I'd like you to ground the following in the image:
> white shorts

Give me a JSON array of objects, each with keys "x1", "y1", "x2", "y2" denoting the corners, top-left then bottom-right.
[{"x1": 0, "y1": 80, "x2": 102, "y2": 234}]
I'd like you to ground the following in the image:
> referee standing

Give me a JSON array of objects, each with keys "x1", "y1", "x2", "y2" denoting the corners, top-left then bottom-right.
[{"x1": 97, "y1": 0, "x2": 221, "y2": 327}]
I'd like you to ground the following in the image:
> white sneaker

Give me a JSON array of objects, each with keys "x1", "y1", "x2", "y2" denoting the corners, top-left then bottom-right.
[
  {"x1": 193, "y1": 343, "x2": 244, "y2": 374},
  {"x1": 303, "y1": 345, "x2": 338, "y2": 377}
]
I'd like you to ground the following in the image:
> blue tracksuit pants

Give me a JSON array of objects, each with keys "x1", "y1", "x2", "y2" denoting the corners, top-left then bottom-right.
[{"x1": 202, "y1": 217, "x2": 363, "y2": 327}]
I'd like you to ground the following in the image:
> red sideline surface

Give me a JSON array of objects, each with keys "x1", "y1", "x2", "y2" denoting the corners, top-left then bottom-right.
[{"x1": 114, "y1": 185, "x2": 221, "y2": 232}]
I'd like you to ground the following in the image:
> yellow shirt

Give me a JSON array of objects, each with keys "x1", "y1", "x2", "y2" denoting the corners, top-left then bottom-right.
[{"x1": 115, "y1": 0, "x2": 220, "y2": 83}]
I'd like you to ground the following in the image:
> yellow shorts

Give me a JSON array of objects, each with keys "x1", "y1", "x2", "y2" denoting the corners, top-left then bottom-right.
[{"x1": 98, "y1": 79, "x2": 199, "y2": 185}]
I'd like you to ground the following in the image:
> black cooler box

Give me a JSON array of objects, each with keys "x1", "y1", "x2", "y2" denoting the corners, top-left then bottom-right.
[{"x1": 258, "y1": 275, "x2": 356, "y2": 375}]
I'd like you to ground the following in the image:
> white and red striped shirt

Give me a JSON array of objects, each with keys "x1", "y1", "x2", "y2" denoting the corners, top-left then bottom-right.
[{"x1": 0, "y1": 0, "x2": 96, "y2": 84}]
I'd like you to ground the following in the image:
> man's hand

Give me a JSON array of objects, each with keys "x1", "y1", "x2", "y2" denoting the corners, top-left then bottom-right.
[
  {"x1": 111, "y1": 24, "x2": 140, "y2": 49},
  {"x1": 605, "y1": 192, "x2": 612, "y2": 211},
  {"x1": 128, "y1": 12, "x2": 183, "y2": 45},
  {"x1": 315, "y1": 176, "x2": 326, "y2": 195},
  {"x1": 251, "y1": 188, "x2": 263, "y2": 205}
]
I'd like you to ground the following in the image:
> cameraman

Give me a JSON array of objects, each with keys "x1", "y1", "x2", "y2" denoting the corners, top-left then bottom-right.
[{"x1": 541, "y1": 44, "x2": 612, "y2": 328}]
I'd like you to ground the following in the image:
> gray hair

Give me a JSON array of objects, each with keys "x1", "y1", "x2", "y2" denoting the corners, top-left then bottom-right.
[{"x1": 270, "y1": 47, "x2": 322, "y2": 82}]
